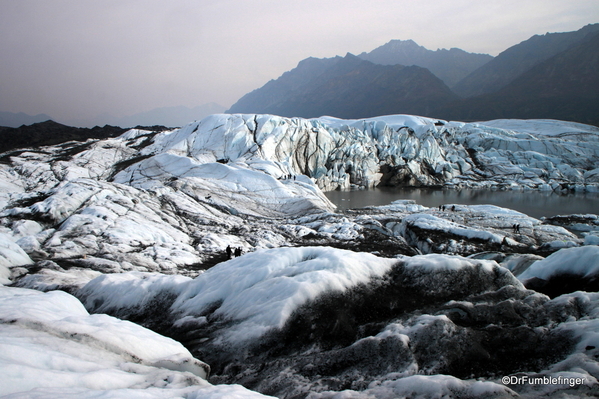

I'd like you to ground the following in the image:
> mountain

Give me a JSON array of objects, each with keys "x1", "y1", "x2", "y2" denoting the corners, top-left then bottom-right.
[
  {"x1": 227, "y1": 56, "x2": 340, "y2": 114},
  {"x1": 358, "y1": 39, "x2": 493, "y2": 87},
  {"x1": 435, "y1": 29, "x2": 599, "y2": 126},
  {"x1": 0, "y1": 111, "x2": 53, "y2": 128},
  {"x1": 452, "y1": 23, "x2": 599, "y2": 98},
  {"x1": 227, "y1": 54, "x2": 459, "y2": 118},
  {"x1": 229, "y1": 25, "x2": 599, "y2": 125}
]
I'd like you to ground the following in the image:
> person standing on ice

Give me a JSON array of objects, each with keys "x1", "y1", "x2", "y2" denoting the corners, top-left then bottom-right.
[{"x1": 226, "y1": 245, "x2": 232, "y2": 259}]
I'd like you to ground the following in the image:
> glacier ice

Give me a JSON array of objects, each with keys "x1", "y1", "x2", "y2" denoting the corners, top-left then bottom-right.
[
  {"x1": 0, "y1": 285, "x2": 279, "y2": 398},
  {"x1": 1, "y1": 113, "x2": 599, "y2": 398}
]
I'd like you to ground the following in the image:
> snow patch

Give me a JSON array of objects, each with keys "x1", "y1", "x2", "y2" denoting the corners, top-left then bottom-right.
[
  {"x1": 0, "y1": 286, "x2": 275, "y2": 398},
  {"x1": 518, "y1": 246, "x2": 599, "y2": 281}
]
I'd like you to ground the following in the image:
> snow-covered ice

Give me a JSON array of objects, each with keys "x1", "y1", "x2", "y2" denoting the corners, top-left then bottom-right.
[
  {"x1": 0, "y1": 286, "x2": 276, "y2": 398},
  {"x1": 1, "y1": 114, "x2": 597, "y2": 275},
  {"x1": 519, "y1": 246, "x2": 599, "y2": 281},
  {"x1": 122, "y1": 114, "x2": 599, "y2": 193},
  {"x1": 172, "y1": 247, "x2": 396, "y2": 343},
  {"x1": 77, "y1": 247, "x2": 397, "y2": 345}
]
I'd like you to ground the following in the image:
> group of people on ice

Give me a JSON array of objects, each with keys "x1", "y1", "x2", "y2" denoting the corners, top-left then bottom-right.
[
  {"x1": 226, "y1": 245, "x2": 243, "y2": 259},
  {"x1": 280, "y1": 173, "x2": 296, "y2": 180},
  {"x1": 438, "y1": 204, "x2": 456, "y2": 212}
]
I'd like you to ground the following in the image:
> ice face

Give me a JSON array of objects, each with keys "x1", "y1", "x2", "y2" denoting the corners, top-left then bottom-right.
[{"x1": 126, "y1": 114, "x2": 599, "y2": 193}]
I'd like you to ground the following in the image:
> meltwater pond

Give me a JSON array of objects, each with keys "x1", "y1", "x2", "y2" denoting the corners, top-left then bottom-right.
[{"x1": 325, "y1": 187, "x2": 599, "y2": 219}]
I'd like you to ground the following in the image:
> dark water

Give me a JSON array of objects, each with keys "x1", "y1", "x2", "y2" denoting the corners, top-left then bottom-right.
[{"x1": 325, "y1": 187, "x2": 599, "y2": 219}]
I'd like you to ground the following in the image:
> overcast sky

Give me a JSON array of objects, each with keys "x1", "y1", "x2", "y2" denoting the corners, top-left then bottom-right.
[{"x1": 1, "y1": 0, "x2": 598, "y2": 124}]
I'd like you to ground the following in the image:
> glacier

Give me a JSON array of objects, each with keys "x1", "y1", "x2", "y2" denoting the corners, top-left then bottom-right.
[
  {"x1": 116, "y1": 114, "x2": 599, "y2": 193},
  {"x1": 1, "y1": 113, "x2": 599, "y2": 398}
]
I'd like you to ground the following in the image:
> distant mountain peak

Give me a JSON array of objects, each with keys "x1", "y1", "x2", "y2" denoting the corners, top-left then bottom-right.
[
  {"x1": 386, "y1": 39, "x2": 420, "y2": 47},
  {"x1": 228, "y1": 23, "x2": 599, "y2": 127},
  {"x1": 360, "y1": 39, "x2": 428, "y2": 58},
  {"x1": 33, "y1": 119, "x2": 61, "y2": 126},
  {"x1": 227, "y1": 52, "x2": 457, "y2": 119},
  {"x1": 358, "y1": 39, "x2": 493, "y2": 87},
  {"x1": 0, "y1": 111, "x2": 53, "y2": 128}
]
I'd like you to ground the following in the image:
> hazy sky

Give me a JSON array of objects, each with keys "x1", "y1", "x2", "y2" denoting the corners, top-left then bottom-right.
[{"x1": 1, "y1": 0, "x2": 598, "y2": 123}]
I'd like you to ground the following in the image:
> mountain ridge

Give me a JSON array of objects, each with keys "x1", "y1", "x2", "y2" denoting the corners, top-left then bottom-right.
[
  {"x1": 228, "y1": 23, "x2": 599, "y2": 126},
  {"x1": 1, "y1": 103, "x2": 227, "y2": 130},
  {"x1": 434, "y1": 29, "x2": 599, "y2": 126},
  {"x1": 0, "y1": 120, "x2": 128, "y2": 154},
  {"x1": 227, "y1": 54, "x2": 458, "y2": 118},
  {"x1": 452, "y1": 23, "x2": 599, "y2": 98},
  {"x1": 102, "y1": 103, "x2": 226, "y2": 128}
]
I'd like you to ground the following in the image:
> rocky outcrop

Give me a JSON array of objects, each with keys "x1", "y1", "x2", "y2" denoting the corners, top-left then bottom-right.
[{"x1": 0, "y1": 120, "x2": 128, "y2": 154}]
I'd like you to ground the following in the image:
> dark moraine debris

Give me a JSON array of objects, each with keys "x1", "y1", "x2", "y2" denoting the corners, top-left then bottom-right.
[
  {"x1": 0, "y1": 120, "x2": 128, "y2": 153},
  {"x1": 175, "y1": 258, "x2": 576, "y2": 398}
]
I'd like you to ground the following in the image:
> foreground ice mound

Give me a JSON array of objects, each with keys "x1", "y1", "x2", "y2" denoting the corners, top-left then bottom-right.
[
  {"x1": 173, "y1": 247, "x2": 395, "y2": 342},
  {"x1": 517, "y1": 245, "x2": 599, "y2": 298},
  {"x1": 9, "y1": 245, "x2": 599, "y2": 398},
  {"x1": 75, "y1": 246, "x2": 598, "y2": 398},
  {"x1": 79, "y1": 247, "x2": 397, "y2": 344},
  {"x1": 0, "y1": 286, "x2": 275, "y2": 398}
]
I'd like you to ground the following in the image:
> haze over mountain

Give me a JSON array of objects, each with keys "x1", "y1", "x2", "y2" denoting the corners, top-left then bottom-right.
[
  {"x1": 0, "y1": 111, "x2": 52, "y2": 128},
  {"x1": 0, "y1": 103, "x2": 226, "y2": 129},
  {"x1": 358, "y1": 39, "x2": 493, "y2": 87},
  {"x1": 228, "y1": 24, "x2": 599, "y2": 126},
  {"x1": 64, "y1": 103, "x2": 227, "y2": 128},
  {"x1": 4, "y1": 25, "x2": 598, "y2": 129}
]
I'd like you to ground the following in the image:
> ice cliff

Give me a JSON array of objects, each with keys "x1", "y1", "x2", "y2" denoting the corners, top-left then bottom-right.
[{"x1": 125, "y1": 114, "x2": 599, "y2": 192}]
